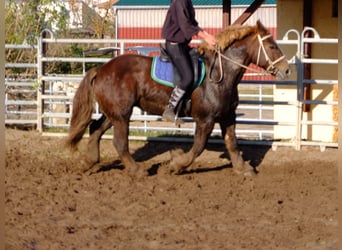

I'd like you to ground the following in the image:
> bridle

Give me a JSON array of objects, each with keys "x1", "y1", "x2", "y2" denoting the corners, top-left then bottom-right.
[
  {"x1": 209, "y1": 33, "x2": 285, "y2": 83},
  {"x1": 256, "y1": 34, "x2": 285, "y2": 73}
]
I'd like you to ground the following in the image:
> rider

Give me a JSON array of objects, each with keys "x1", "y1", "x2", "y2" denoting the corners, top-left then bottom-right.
[{"x1": 161, "y1": 0, "x2": 217, "y2": 122}]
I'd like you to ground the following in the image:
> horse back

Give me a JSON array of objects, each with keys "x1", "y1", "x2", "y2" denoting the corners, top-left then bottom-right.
[
  {"x1": 100, "y1": 54, "x2": 152, "y2": 77},
  {"x1": 93, "y1": 54, "x2": 172, "y2": 116}
]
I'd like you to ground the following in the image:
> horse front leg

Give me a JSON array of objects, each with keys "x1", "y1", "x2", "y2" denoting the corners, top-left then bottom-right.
[
  {"x1": 112, "y1": 118, "x2": 146, "y2": 178},
  {"x1": 220, "y1": 122, "x2": 256, "y2": 176},
  {"x1": 83, "y1": 115, "x2": 112, "y2": 172},
  {"x1": 170, "y1": 120, "x2": 214, "y2": 174}
]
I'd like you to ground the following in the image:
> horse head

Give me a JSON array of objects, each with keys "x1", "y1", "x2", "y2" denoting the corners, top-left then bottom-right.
[
  {"x1": 198, "y1": 20, "x2": 291, "y2": 80},
  {"x1": 250, "y1": 20, "x2": 291, "y2": 79}
]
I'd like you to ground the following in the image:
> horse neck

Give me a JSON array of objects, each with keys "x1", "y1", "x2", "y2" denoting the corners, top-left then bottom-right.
[
  {"x1": 229, "y1": 34, "x2": 258, "y2": 67},
  {"x1": 217, "y1": 41, "x2": 251, "y2": 84},
  {"x1": 244, "y1": 33, "x2": 262, "y2": 66}
]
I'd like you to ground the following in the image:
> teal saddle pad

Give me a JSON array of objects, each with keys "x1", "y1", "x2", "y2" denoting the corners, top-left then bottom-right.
[{"x1": 151, "y1": 56, "x2": 206, "y2": 88}]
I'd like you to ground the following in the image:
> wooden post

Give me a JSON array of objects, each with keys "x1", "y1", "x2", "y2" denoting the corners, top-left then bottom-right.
[
  {"x1": 303, "y1": 0, "x2": 312, "y2": 112},
  {"x1": 222, "y1": 0, "x2": 231, "y2": 28}
]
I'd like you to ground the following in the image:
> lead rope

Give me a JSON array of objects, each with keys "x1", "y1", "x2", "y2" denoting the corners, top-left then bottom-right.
[{"x1": 208, "y1": 44, "x2": 224, "y2": 83}]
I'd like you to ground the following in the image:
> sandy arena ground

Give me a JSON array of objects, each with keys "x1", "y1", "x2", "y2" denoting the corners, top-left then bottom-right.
[{"x1": 5, "y1": 128, "x2": 338, "y2": 249}]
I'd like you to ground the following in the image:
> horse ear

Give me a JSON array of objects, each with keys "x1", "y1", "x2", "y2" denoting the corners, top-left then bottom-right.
[{"x1": 256, "y1": 20, "x2": 268, "y2": 35}]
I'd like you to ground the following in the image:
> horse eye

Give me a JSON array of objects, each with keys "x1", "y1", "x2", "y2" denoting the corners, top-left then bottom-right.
[{"x1": 269, "y1": 45, "x2": 277, "y2": 50}]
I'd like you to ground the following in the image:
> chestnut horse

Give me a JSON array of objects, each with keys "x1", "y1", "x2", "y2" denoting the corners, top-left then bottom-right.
[{"x1": 66, "y1": 21, "x2": 290, "y2": 177}]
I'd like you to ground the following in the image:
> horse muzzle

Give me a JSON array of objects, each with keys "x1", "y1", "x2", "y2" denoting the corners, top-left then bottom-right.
[
  {"x1": 275, "y1": 67, "x2": 291, "y2": 80},
  {"x1": 269, "y1": 61, "x2": 291, "y2": 80}
]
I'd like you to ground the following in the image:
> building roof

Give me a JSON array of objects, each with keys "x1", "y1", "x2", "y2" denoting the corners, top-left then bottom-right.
[{"x1": 115, "y1": 0, "x2": 276, "y2": 7}]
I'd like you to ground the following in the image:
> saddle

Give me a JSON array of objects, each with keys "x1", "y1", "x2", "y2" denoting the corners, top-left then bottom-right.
[
  {"x1": 151, "y1": 45, "x2": 205, "y2": 88},
  {"x1": 159, "y1": 44, "x2": 201, "y2": 88},
  {"x1": 150, "y1": 45, "x2": 206, "y2": 118}
]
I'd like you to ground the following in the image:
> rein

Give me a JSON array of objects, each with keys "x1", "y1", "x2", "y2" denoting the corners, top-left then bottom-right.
[{"x1": 209, "y1": 34, "x2": 285, "y2": 83}]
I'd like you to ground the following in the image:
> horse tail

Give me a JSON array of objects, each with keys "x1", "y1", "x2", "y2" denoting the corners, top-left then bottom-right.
[{"x1": 66, "y1": 67, "x2": 97, "y2": 151}]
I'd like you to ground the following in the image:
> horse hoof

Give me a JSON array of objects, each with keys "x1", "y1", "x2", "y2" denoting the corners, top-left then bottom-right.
[
  {"x1": 127, "y1": 167, "x2": 147, "y2": 179},
  {"x1": 169, "y1": 149, "x2": 186, "y2": 175},
  {"x1": 84, "y1": 166, "x2": 100, "y2": 175},
  {"x1": 169, "y1": 160, "x2": 185, "y2": 175},
  {"x1": 78, "y1": 159, "x2": 96, "y2": 174},
  {"x1": 156, "y1": 165, "x2": 169, "y2": 176},
  {"x1": 233, "y1": 164, "x2": 256, "y2": 177},
  {"x1": 243, "y1": 169, "x2": 257, "y2": 177},
  {"x1": 169, "y1": 165, "x2": 179, "y2": 175}
]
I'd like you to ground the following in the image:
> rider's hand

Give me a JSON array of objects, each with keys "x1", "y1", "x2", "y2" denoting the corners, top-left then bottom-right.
[{"x1": 198, "y1": 30, "x2": 217, "y2": 47}]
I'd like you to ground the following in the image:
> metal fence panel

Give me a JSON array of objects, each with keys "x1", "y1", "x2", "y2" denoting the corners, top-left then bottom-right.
[{"x1": 5, "y1": 43, "x2": 38, "y2": 127}]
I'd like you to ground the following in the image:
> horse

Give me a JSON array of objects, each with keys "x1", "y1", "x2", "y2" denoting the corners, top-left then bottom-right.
[{"x1": 66, "y1": 20, "x2": 290, "y2": 177}]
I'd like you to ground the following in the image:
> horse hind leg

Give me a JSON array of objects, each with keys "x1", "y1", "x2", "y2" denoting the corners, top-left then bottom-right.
[
  {"x1": 82, "y1": 115, "x2": 112, "y2": 172},
  {"x1": 111, "y1": 118, "x2": 147, "y2": 178}
]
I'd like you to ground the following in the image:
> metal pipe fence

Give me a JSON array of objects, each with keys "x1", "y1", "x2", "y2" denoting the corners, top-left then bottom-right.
[{"x1": 5, "y1": 43, "x2": 38, "y2": 125}]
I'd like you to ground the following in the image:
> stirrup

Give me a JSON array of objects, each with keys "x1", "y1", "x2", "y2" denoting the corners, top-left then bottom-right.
[{"x1": 174, "y1": 110, "x2": 185, "y2": 125}]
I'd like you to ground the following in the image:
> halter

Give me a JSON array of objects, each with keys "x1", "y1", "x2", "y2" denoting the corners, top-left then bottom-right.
[
  {"x1": 256, "y1": 34, "x2": 285, "y2": 73},
  {"x1": 209, "y1": 33, "x2": 285, "y2": 83}
]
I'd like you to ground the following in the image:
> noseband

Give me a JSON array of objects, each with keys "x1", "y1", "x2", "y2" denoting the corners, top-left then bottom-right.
[{"x1": 209, "y1": 33, "x2": 285, "y2": 83}]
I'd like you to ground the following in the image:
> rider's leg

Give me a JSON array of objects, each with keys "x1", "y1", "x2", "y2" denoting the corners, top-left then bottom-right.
[
  {"x1": 162, "y1": 42, "x2": 193, "y2": 122},
  {"x1": 163, "y1": 86, "x2": 186, "y2": 121}
]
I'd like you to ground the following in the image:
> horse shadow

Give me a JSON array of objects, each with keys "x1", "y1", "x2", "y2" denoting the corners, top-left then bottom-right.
[{"x1": 94, "y1": 137, "x2": 271, "y2": 176}]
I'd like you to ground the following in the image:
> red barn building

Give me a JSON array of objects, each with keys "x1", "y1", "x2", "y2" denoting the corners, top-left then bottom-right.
[{"x1": 113, "y1": 0, "x2": 277, "y2": 40}]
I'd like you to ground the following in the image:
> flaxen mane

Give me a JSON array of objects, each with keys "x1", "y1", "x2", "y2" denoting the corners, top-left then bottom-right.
[{"x1": 198, "y1": 25, "x2": 257, "y2": 54}]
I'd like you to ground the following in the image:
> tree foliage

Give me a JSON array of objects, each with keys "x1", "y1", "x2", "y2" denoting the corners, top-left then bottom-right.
[
  {"x1": 5, "y1": 0, "x2": 69, "y2": 76},
  {"x1": 5, "y1": 0, "x2": 68, "y2": 44},
  {"x1": 5, "y1": 0, "x2": 116, "y2": 75}
]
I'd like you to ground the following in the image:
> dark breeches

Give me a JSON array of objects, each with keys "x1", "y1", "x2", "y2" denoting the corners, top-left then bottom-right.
[{"x1": 166, "y1": 41, "x2": 194, "y2": 91}]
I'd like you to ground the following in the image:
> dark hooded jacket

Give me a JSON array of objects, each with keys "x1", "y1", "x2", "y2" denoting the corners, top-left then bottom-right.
[{"x1": 161, "y1": 0, "x2": 202, "y2": 44}]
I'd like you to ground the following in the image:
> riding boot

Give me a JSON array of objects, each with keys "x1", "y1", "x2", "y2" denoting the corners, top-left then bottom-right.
[{"x1": 162, "y1": 86, "x2": 186, "y2": 122}]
